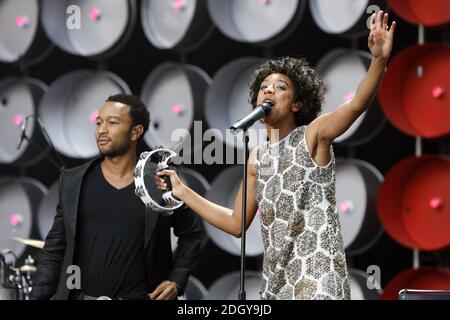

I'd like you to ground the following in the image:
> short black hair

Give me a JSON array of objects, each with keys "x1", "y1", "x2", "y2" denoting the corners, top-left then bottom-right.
[
  {"x1": 249, "y1": 56, "x2": 325, "y2": 126},
  {"x1": 106, "y1": 94, "x2": 150, "y2": 138}
]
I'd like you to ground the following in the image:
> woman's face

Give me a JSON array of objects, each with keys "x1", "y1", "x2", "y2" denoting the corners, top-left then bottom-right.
[{"x1": 256, "y1": 73, "x2": 301, "y2": 126}]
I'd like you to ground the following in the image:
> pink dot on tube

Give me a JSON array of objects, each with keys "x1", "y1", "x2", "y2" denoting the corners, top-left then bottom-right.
[
  {"x1": 89, "y1": 7, "x2": 101, "y2": 21},
  {"x1": 172, "y1": 0, "x2": 184, "y2": 11},
  {"x1": 171, "y1": 104, "x2": 184, "y2": 116},
  {"x1": 256, "y1": 208, "x2": 261, "y2": 216},
  {"x1": 9, "y1": 214, "x2": 21, "y2": 226},
  {"x1": 16, "y1": 16, "x2": 28, "y2": 27},
  {"x1": 337, "y1": 201, "x2": 353, "y2": 214},
  {"x1": 429, "y1": 197, "x2": 443, "y2": 209},
  {"x1": 89, "y1": 112, "x2": 98, "y2": 123},
  {"x1": 343, "y1": 92, "x2": 354, "y2": 103},
  {"x1": 13, "y1": 114, "x2": 23, "y2": 126},
  {"x1": 260, "y1": 0, "x2": 270, "y2": 4},
  {"x1": 432, "y1": 86, "x2": 444, "y2": 99}
]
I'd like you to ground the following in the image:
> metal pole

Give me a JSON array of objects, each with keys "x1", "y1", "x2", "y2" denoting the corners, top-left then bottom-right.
[{"x1": 238, "y1": 130, "x2": 249, "y2": 300}]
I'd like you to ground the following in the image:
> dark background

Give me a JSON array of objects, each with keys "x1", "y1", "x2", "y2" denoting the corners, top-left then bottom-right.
[{"x1": 1, "y1": 0, "x2": 448, "y2": 293}]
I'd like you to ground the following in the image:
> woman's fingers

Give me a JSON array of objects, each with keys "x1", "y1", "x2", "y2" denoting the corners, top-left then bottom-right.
[
  {"x1": 157, "y1": 170, "x2": 170, "y2": 176},
  {"x1": 155, "y1": 171, "x2": 170, "y2": 190},
  {"x1": 383, "y1": 12, "x2": 388, "y2": 29},
  {"x1": 370, "y1": 12, "x2": 376, "y2": 31},
  {"x1": 376, "y1": 10, "x2": 383, "y2": 30},
  {"x1": 155, "y1": 176, "x2": 167, "y2": 190},
  {"x1": 155, "y1": 170, "x2": 178, "y2": 190},
  {"x1": 389, "y1": 21, "x2": 396, "y2": 35},
  {"x1": 368, "y1": 32, "x2": 374, "y2": 45}
]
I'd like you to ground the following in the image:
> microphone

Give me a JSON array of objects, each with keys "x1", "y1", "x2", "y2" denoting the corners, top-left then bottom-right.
[
  {"x1": 0, "y1": 249, "x2": 14, "y2": 263},
  {"x1": 16, "y1": 116, "x2": 29, "y2": 150},
  {"x1": 230, "y1": 101, "x2": 273, "y2": 134}
]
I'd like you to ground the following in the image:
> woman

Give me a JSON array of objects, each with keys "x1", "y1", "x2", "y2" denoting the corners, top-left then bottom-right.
[{"x1": 157, "y1": 11, "x2": 396, "y2": 300}]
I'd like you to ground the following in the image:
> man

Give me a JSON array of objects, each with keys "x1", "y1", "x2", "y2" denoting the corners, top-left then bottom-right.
[{"x1": 30, "y1": 94, "x2": 204, "y2": 300}]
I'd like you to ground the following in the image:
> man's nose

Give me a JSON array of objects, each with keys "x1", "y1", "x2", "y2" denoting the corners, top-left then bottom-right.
[{"x1": 97, "y1": 122, "x2": 107, "y2": 133}]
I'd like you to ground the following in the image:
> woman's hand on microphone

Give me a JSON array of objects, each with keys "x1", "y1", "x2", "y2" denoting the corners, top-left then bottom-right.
[{"x1": 156, "y1": 170, "x2": 184, "y2": 200}]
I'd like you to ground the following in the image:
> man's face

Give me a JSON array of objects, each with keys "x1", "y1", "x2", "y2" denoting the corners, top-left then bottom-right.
[{"x1": 95, "y1": 101, "x2": 134, "y2": 157}]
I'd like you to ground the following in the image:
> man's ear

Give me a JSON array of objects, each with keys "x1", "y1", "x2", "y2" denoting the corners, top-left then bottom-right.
[
  {"x1": 292, "y1": 101, "x2": 302, "y2": 112},
  {"x1": 131, "y1": 125, "x2": 144, "y2": 141}
]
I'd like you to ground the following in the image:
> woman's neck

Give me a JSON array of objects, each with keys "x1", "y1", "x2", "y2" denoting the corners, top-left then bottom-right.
[{"x1": 266, "y1": 123, "x2": 297, "y2": 144}]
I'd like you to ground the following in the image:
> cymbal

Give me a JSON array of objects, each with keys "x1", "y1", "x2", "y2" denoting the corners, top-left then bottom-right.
[
  {"x1": 19, "y1": 265, "x2": 37, "y2": 273},
  {"x1": 13, "y1": 265, "x2": 37, "y2": 274},
  {"x1": 12, "y1": 237, "x2": 44, "y2": 249}
]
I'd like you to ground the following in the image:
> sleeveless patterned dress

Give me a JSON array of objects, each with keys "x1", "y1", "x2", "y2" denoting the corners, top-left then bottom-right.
[{"x1": 255, "y1": 126, "x2": 350, "y2": 300}]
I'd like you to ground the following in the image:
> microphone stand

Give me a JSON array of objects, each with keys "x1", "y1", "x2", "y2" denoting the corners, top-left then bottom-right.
[
  {"x1": 238, "y1": 129, "x2": 249, "y2": 301},
  {"x1": 36, "y1": 116, "x2": 66, "y2": 172},
  {"x1": 230, "y1": 102, "x2": 272, "y2": 300},
  {"x1": 18, "y1": 115, "x2": 65, "y2": 173}
]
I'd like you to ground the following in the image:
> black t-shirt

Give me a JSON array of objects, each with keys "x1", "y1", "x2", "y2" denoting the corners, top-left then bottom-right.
[{"x1": 75, "y1": 161, "x2": 149, "y2": 299}]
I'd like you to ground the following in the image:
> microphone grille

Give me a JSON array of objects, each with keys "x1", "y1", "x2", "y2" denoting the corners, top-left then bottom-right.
[{"x1": 261, "y1": 101, "x2": 273, "y2": 113}]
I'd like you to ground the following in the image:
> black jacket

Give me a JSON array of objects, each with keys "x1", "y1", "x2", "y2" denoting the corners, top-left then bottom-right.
[{"x1": 30, "y1": 158, "x2": 204, "y2": 300}]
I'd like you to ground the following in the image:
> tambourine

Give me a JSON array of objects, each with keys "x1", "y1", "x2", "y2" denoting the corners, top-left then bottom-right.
[{"x1": 133, "y1": 148, "x2": 183, "y2": 215}]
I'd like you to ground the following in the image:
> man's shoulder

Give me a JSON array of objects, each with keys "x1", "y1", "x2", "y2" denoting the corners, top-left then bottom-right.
[{"x1": 60, "y1": 158, "x2": 100, "y2": 180}]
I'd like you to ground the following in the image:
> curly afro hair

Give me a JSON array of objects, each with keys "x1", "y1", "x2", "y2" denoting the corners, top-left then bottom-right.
[{"x1": 249, "y1": 56, "x2": 325, "y2": 126}]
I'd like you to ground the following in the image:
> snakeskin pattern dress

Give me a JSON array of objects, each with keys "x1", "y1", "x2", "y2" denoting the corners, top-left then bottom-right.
[{"x1": 255, "y1": 126, "x2": 350, "y2": 300}]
